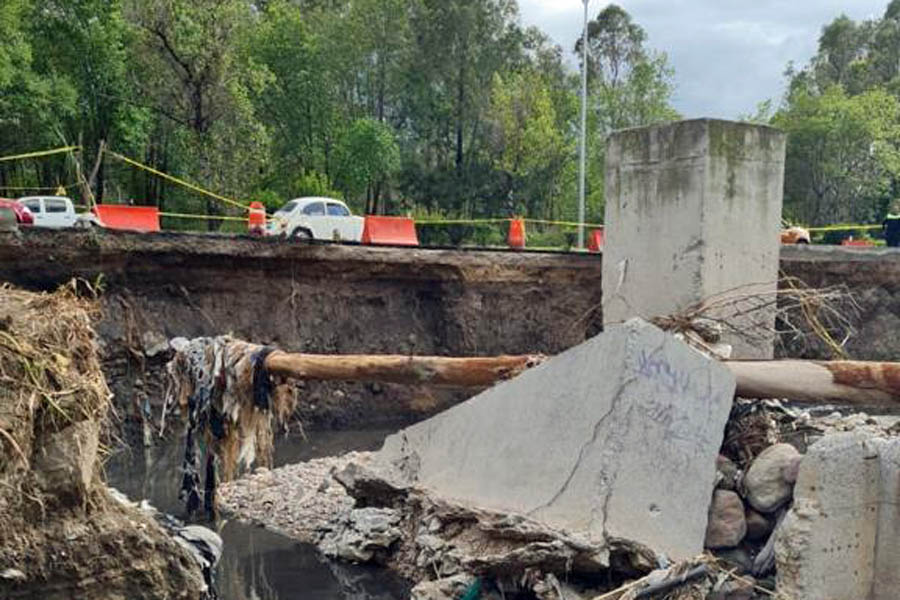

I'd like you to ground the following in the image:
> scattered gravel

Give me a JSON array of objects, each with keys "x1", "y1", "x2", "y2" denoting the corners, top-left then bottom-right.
[{"x1": 219, "y1": 451, "x2": 373, "y2": 542}]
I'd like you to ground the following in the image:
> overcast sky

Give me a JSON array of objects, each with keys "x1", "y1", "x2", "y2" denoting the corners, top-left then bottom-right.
[{"x1": 518, "y1": 0, "x2": 889, "y2": 119}]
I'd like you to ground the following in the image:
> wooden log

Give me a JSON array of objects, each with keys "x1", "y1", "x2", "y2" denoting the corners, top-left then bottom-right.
[
  {"x1": 264, "y1": 351, "x2": 545, "y2": 388},
  {"x1": 726, "y1": 360, "x2": 900, "y2": 405},
  {"x1": 265, "y1": 347, "x2": 900, "y2": 405}
]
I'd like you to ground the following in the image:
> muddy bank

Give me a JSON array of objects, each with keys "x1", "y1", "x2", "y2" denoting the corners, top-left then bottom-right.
[
  {"x1": 0, "y1": 285, "x2": 208, "y2": 599},
  {"x1": 0, "y1": 229, "x2": 603, "y2": 430}
]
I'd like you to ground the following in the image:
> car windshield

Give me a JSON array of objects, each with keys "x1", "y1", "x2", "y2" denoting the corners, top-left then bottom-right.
[{"x1": 275, "y1": 201, "x2": 297, "y2": 215}]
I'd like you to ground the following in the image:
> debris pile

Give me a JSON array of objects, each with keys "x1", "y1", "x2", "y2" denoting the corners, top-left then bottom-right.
[
  {"x1": 218, "y1": 321, "x2": 900, "y2": 599},
  {"x1": 164, "y1": 335, "x2": 297, "y2": 517},
  {"x1": 0, "y1": 283, "x2": 212, "y2": 599}
]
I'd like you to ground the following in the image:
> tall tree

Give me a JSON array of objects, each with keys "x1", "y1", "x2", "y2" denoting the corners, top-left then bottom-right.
[
  {"x1": 127, "y1": 0, "x2": 270, "y2": 220},
  {"x1": 576, "y1": 4, "x2": 678, "y2": 133}
]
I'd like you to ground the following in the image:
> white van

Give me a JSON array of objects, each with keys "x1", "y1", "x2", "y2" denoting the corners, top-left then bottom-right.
[{"x1": 17, "y1": 196, "x2": 78, "y2": 229}]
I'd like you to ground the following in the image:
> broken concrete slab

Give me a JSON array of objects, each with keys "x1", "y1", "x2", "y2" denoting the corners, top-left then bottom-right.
[
  {"x1": 373, "y1": 319, "x2": 735, "y2": 562},
  {"x1": 775, "y1": 431, "x2": 900, "y2": 600}
]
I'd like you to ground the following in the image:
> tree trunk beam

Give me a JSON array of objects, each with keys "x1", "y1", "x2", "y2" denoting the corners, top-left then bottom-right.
[
  {"x1": 726, "y1": 360, "x2": 900, "y2": 405},
  {"x1": 264, "y1": 351, "x2": 546, "y2": 388}
]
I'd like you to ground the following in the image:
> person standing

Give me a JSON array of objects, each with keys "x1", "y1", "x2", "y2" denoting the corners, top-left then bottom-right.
[{"x1": 884, "y1": 203, "x2": 900, "y2": 247}]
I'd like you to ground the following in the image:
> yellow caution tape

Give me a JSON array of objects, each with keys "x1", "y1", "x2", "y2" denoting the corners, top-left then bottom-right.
[
  {"x1": 523, "y1": 218, "x2": 604, "y2": 228},
  {"x1": 159, "y1": 211, "x2": 249, "y2": 222},
  {"x1": 415, "y1": 218, "x2": 510, "y2": 225},
  {"x1": 0, "y1": 146, "x2": 81, "y2": 162},
  {"x1": 415, "y1": 217, "x2": 605, "y2": 228},
  {"x1": 105, "y1": 150, "x2": 250, "y2": 211},
  {"x1": 806, "y1": 224, "x2": 882, "y2": 233}
]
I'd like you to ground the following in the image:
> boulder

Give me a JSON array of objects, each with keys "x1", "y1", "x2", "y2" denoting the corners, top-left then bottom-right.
[
  {"x1": 743, "y1": 443, "x2": 801, "y2": 513},
  {"x1": 705, "y1": 490, "x2": 747, "y2": 549},
  {"x1": 33, "y1": 420, "x2": 100, "y2": 503},
  {"x1": 744, "y1": 508, "x2": 773, "y2": 542}
]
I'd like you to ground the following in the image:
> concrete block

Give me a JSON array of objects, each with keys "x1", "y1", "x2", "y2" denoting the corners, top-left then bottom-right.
[
  {"x1": 603, "y1": 119, "x2": 785, "y2": 359},
  {"x1": 775, "y1": 432, "x2": 895, "y2": 600},
  {"x1": 376, "y1": 319, "x2": 735, "y2": 561}
]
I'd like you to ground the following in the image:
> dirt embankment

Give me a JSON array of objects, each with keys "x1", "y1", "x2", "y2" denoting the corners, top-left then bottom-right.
[
  {"x1": 779, "y1": 245, "x2": 900, "y2": 360},
  {"x1": 0, "y1": 284, "x2": 208, "y2": 599},
  {"x1": 0, "y1": 229, "x2": 604, "y2": 430}
]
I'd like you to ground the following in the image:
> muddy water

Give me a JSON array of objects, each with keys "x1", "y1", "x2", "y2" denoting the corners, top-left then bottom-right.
[{"x1": 106, "y1": 428, "x2": 410, "y2": 600}]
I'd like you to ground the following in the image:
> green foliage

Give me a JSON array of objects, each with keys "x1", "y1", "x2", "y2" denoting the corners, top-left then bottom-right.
[
  {"x1": 0, "y1": 0, "x2": 677, "y2": 243},
  {"x1": 774, "y1": 86, "x2": 900, "y2": 225},
  {"x1": 773, "y1": 4, "x2": 900, "y2": 227},
  {"x1": 334, "y1": 118, "x2": 400, "y2": 204},
  {"x1": 292, "y1": 171, "x2": 341, "y2": 200}
]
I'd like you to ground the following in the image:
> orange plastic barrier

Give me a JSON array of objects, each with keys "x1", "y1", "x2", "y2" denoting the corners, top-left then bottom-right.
[
  {"x1": 587, "y1": 228, "x2": 604, "y2": 252},
  {"x1": 248, "y1": 201, "x2": 266, "y2": 234},
  {"x1": 507, "y1": 218, "x2": 526, "y2": 249},
  {"x1": 93, "y1": 204, "x2": 160, "y2": 232},
  {"x1": 362, "y1": 216, "x2": 419, "y2": 246}
]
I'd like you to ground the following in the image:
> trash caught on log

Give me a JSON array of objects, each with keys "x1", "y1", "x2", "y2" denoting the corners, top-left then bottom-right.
[{"x1": 165, "y1": 336, "x2": 543, "y2": 517}]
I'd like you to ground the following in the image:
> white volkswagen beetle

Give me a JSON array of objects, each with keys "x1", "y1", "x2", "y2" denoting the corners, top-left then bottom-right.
[{"x1": 266, "y1": 197, "x2": 364, "y2": 242}]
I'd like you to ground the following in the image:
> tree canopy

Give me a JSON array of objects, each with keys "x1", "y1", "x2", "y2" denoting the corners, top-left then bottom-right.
[{"x1": 0, "y1": 0, "x2": 679, "y2": 231}]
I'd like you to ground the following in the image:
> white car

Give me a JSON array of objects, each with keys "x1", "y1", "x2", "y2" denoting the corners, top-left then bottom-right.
[
  {"x1": 17, "y1": 196, "x2": 78, "y2": 229},
  {"x1": 266, "y1": 197, "x2": 364, "y2": 242}
]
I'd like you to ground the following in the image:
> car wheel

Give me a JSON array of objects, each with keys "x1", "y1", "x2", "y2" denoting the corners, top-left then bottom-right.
[{"x1": 291, "y1": 228, "x2": 312, "y2": 240}]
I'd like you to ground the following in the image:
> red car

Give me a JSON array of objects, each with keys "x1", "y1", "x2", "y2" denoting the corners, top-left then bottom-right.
[{"x1": 0, "y1": 198, "x2": 34, "y2": 226}]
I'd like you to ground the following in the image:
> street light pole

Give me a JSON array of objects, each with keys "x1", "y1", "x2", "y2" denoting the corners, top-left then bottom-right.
[{"x1": 578, "y1": 0, "x2": 589, "y2": 250}]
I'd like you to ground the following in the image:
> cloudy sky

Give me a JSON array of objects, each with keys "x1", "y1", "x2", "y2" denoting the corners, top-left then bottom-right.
[{"x1": 517, "y1": 0, "x2": 888, "y2": 119}]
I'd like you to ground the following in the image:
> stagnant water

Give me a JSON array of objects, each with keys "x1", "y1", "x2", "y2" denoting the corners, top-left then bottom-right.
[{"x1": 106, "y1": 428, "x2": 411, "y2": 599}]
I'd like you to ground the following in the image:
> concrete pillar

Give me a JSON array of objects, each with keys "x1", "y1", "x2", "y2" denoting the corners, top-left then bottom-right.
[{"x1": 602, "y1": 119, "x2": 785, "y2": 359}]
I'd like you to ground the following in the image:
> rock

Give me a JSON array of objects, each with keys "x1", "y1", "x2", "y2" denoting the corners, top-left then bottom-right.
[
  {"x1": 374, "y1": 320, "x2": 735, "y2": 562},
  {"x1": 33, "y1": 420, "x2": 100, "y2": 503},
  {"x1": 318, "y1": 507, "x2": 401, "y2": 562},
  {"x1": 0, "y1": 568, "x2": 25, "y2": 582},
  {"x1": 716, "y1": 455, "x2": 740, "y2": 490},
  {"x1": 411, "y1": 575, "x2": 478, "y2": 600},
  {"x1": 705, "y1": 490, "x2": 747, "y2": 549},
  {"x1": 744, "y1": 508, "x2": 773, "y2": 542},
  {"x1": 709, "y1": 576, "x2": 756, "y2": 600},
  {"x1": 743, "y1": 443, "x2": 802, "y2": 513},
  {"x1": 333, "y1": 458, "x2": 409, "y2": 506},
  {"x1": 141, "y1": 330, "x2": 169, "y2": 357}
]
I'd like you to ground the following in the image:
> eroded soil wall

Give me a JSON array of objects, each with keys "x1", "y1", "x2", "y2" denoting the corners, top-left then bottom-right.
[
  {"x1": 0, "y1": 230, "x2": 604, "y2": 427},
  {"x1": 1, "y1": 231, "x2": 896, "y2": 428}
]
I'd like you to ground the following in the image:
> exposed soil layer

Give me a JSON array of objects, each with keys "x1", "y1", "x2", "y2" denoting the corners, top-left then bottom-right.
[
  {"x1": 1, "y1": 231, "x2": 898, "y2": 430},
  {"x1": 0, "y1": 229, "x2": 604, "y2": 429},
  {"x1": 779, "y1": 245, "x2": 900, "y2": 360}
]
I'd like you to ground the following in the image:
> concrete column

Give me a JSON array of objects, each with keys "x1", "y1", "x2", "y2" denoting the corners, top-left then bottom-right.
[{"x1": 602, "y1": 119, "x2": 785, "y2": 359}]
